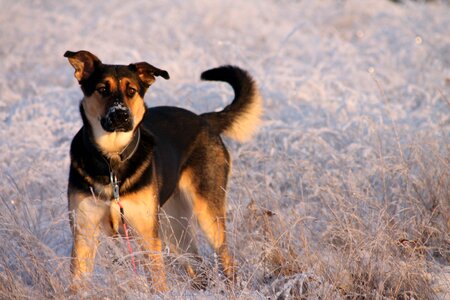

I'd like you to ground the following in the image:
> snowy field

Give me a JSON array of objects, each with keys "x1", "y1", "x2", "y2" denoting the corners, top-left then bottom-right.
[{"x1": 0, "y1": 0, "x2": 449, "y2": 298}]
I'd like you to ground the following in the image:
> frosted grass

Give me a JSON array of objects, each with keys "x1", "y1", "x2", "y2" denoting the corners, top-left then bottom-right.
[{"x1": 0, "y1": 0, "x2": 449, "y2": 298}]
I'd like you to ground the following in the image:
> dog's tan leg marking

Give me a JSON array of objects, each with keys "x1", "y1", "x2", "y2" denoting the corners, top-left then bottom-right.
[
  {"x1": 117, "y1": 187, "x2": 168, "y2": 292},
  {"x1": 192, "y1": 195, "x2": 236, "y2": 282},
  {"x1": 69, "y1": 190, "x2": 112, "y2": 284},
  {"x1": 180, "y1": 170, "x2": 236, "y2": 282}
]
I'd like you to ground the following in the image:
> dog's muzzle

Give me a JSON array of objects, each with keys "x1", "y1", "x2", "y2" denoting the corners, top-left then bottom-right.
[{"x1": 101, "y1": 103, "x2": 133, "y2": 132}]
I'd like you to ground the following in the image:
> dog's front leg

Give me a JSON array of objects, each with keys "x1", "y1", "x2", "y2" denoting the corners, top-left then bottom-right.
[
  {"x1": 69, "y1": 190, "x2": 111, "y2": 286},
  {"x1": 139, "y1": 226, "x2": 167, "y2": 293},
  {"x1": 120, "y1": 187, "x2": 168, "y2": 292}
]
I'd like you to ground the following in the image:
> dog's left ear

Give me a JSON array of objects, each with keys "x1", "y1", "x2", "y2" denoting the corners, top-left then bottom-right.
[
  {"x1": 64, "y1": 50, "x2": 102, "y2": 82},
  {"x1": 130, "y1": 62, "x2": 170, "y2": 87}
]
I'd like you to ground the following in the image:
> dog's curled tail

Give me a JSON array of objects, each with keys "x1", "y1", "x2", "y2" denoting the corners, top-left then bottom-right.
[{"x1": 200, "y1": 66, "x2": 262, "y2": 142}]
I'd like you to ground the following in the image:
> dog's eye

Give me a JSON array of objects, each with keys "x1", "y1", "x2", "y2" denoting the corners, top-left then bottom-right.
[
  {"x1": 97, "y1": 87, "x2": 108, "y2": 95},
  {"x1": 127, "y1": 87, "x2": 137, "y2": 97}
]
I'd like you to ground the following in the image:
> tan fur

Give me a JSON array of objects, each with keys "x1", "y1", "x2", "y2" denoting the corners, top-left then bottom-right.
[
  {"x1": 101, "y1": 77, "x2": 117, "y2": 90},
  {"x1": 126, "y1": 94, "x2": 146, "y2": 127},
  {"x1": 67, "y1": 58, "x2": 86, "y2": 81},
  {"x1": 120, "y1": 78, "x2": 146, "y2": 126},
  {"x1": 224, "y1": 88, "x2": 263, "y2": 142}
]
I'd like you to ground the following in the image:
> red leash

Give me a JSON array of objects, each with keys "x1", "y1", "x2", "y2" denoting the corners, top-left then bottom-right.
[
  {"x1": 110, "y1": 173, "x2": 138, "y2": 274},
  {"x1": 117, "y1": 199, "x2": 137, "y2": 273}
]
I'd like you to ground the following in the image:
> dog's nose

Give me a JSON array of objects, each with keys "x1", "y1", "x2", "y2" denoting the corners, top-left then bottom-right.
[
  {"x1": 109, "y1": 107, "x2": 130, "y2": 124},
  {"x1": 101, "y1": 104, "x2": 133, "y2": 132}
]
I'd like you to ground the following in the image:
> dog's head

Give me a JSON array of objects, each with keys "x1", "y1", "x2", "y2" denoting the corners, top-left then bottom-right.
[
  {"x1": 65, "y1": 50, "x2": 169, "y2": 133},
  {"x1": 65, "y1": 50, "x2": 169, "y2": 153}
]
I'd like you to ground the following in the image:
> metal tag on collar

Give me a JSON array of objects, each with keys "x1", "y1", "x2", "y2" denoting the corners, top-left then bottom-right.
[{"x1": 110, "y1": 171, "x2": 120, "y2": 202}]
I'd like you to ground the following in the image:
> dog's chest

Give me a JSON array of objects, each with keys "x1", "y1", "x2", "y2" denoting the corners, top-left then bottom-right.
[
  {"x1": 91, "y1": 182, "x2": 114, "y2": 200},
  {"x1": 88, "y1": 155, "x2": 130, "y2": 200}
]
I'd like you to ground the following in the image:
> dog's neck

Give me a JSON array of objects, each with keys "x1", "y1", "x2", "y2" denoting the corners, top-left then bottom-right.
[{"x1": 94, "y1": 130, "x2": 135, "y2": 155}]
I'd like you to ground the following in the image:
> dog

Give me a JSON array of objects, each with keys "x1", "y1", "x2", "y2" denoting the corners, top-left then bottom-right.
[{"x1": 64, "y1": 50, "x2": 262, "y2": 291}]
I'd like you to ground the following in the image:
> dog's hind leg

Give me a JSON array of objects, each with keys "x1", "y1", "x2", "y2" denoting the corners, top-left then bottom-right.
[
  {"x1": 180, "y1": 143, "x2": 236, "y2": 283},
  {"x1": 189, "y1": 191, "x2": 236, "y2": 283}
]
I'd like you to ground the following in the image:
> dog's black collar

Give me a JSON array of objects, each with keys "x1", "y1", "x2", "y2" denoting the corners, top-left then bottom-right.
[{"x1": 117, "y1": 128, "x2": 141, "y2": 162}]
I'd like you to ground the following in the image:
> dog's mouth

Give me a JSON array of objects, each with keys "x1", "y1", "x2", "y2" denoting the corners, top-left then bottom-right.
[{"x1": 100, "y1": 105, "x2": 134, "y2": 132}]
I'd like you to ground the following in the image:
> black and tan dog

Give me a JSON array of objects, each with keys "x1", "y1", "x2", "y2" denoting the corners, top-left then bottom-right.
[{"x1": 65, "y1": 50, "x2": 262, "y2": 291}]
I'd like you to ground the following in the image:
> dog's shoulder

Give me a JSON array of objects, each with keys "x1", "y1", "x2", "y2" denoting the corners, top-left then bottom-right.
[
  {"x1": 68, "y1": 127, "x2": 110, "y2": 192},
  {"x1": 141, "y1": 106, "x2": 209, "y2": 204}
]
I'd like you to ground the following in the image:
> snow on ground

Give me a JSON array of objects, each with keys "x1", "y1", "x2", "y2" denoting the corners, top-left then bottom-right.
[{"x1": 0, "y1": 0, "x2": 449, "y2": 298}]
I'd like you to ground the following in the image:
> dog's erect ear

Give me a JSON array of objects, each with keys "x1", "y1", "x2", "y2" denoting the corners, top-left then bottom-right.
[
  {"x1": 130, "y1": 62, "x2": 170, "y2": 87},
  {"x1": 64, "y1": 50, "x2": 101, "y2": 82}
]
